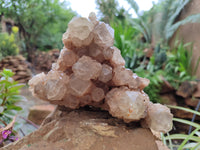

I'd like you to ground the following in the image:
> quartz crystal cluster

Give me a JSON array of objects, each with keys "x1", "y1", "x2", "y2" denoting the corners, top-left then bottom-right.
[{"x1": 29, "y1": 12, "x2": 173, "y2": 133}]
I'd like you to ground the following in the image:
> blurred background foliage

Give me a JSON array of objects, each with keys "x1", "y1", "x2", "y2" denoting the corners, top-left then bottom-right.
[
  {"x1": 95, "y1": 0, "x2": 200, "y2": 103},
  {"x1": 0, "y1": 0, "x2": 76, "y2": 61},
  {"x1": 0, "y1": 26, "x2": 19, "y2": 60}
]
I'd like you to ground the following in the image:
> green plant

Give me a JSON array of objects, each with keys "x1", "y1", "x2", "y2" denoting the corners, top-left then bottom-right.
[
  {"x1": 126, "y1": 0, "x2": 157, "y2": 43},
  {"x1": 111, "y1": 20, "x2": 148, "y2": 69},
  {"x1": 158, "y1": 0, "x2": 200, "y2": 44},
  {"x1": 0, "y1": 27, "x2": 19, "y2": 60},
  {"x1": 165, "y1": 41, "x2": 199, "y2": 89},
  {"x1": 136, "y1": 68, "x2": 164, "y2": 103},
  {"x1": 96, "y1": 0, "x2": 128, "y2": 24},
  {"x1": 0, "y1": 0, "x2": 76, "y2": 61},
  {"x1": 162, "y1": 105, "x2": 200, "y2": 150},
  {"x1": 126, "y1": 0, "x2": 200, "y2": 46},
  {"x1": 0, "y1": 69, "x2": 24, "y2": 124}
]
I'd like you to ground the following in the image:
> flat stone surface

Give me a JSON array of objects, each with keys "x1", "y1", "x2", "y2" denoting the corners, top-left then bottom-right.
[
  {"x1": 2, "y1": 108, "x2": 158, "y2": 150},
  {"x1": 28, "y1": 104, "x2": 56, "y2": 125}
]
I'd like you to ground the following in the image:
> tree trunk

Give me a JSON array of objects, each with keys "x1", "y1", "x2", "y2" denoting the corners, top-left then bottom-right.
[{"x1": 26, "y1": 45, "x2": 35, "y2": 63}]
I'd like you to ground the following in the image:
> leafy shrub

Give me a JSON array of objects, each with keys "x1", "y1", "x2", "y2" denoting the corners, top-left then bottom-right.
[
  {"x1": 165, "y1": 41, "x2": 199, "y2": 89},
  {"x1": 0, "y1": 69, "x2": 24, "y2": 124},
  {"x1": 0, "y1": 26, "x2": 19, "y2": 60}
]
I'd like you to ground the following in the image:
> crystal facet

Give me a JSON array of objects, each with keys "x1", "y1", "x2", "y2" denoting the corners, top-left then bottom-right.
[
  {"x1": 72, "y1": 56, "x2": 102, "y2": 80},
  {"x1": 106, "y1": 87, "x2": 149, "y2": 122}
]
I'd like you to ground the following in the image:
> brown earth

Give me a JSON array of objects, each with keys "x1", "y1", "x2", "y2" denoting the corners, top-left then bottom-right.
[{"x1": 2, "y1": 107, "x2": 160, "y2": 150}]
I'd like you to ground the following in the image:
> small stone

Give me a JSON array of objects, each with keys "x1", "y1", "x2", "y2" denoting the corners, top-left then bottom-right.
[
  {"x1": 110, "y1": 47, "x2": 125, "y2": 67},
  {"x1": 185, "y1": 98, "x2": 199, "y2": 107},
  {"x1": 98, "y1": 64, "x2": 113, "y2": 83},
  {"x1": 176, "y1": 81, "x2": 197, "y2": 98},
  {"x1": 106, "y1": 87, "x2": 149, "y2": 122},
  {"x1": 56, "y1": 48, "x2": 79, "y2": 71},
  {"x1": 93, "y1": 22, "x2": 114, "y2": 49},
  {"x1": 145, "y1": 103, "x2": 173, "y2": 133},
  {"x1": 160, "y1": 93, "x2": 177, "y2": 106},
  {"x1": 68, "y1": 75, "x2": 93, "y2": 97},
  {"x1": 62, "y1": 17, "x2": 94, "y2": 48},
  {"x1": 72, "y1": 56, "x2": 102, "y2": 80},
  {"x1": 193, "y1": 82, "x2": 200, "y2": 98},
  {"x1": 91, "y1": 86, "x2": 105, "y2": 102}
]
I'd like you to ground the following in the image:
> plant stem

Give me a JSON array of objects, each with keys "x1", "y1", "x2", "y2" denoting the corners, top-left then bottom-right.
[
  {"x1": 19, "y1": 116, "x2": 39, "y2": 129},
  {"x1": 1, "y1": 97, "x2": 6, "y2": 106},
  {"x1": 1, "y1": 88, "x2": 8, "y2": 106}
]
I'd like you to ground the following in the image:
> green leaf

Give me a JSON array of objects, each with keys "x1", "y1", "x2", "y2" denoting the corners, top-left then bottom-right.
[
  {"x1": 0, "y1": 80, "x2": 12, "y2": 87},
  {"x1": 173, "y1": 118, "x2": 200, "y2": 129},
  {"x1": 166, "y1": 13, "x2": 200, "y2": 41},
  {"x1": 191, "y1": 142, "x2": 200, "y2": 150},
  {"x1": 165, "y1": 134, "x2": 200, "y2": 142},
  {"x1": 126, "y1": 0, "x2": 139, "y2": 16},
  {"x1": 2, "y1": 110, "x2": 15, "y2": 119},
  {"x1": 7, "y1": 84, "x2": 24, "y2": 93},
  {"x1": 7, "y1": 95, "x2": 26, "y2": 102},
  {"x1": 6, "y1": 105, "x2": 22, "y2": 111},
  {"x1": 183, "y1": 143, "x2": 200, "y2": 149},
  {"x1": 168, "y1": 105, "x2": 200, "y2": 116},
  {"x1": 0, "y1": 106, "x2": 4, "y2": 113},
  {"x1": 0, "y1": 99, "x2": 3, "y2": 104},
  {"x1": 0, "y1": 68, "x2": 14, "y2": 77},
  {"x1": 178, "y1": 127, "x2": 200, "y2": 150}
]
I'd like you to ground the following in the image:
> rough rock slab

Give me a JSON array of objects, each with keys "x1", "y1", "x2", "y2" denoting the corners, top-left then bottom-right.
[
  {"x1": 193, "y1": 82, "x2": 200, "y2": 98},
  {"x1": 176, "y1": 81, "x2": 197, "y2": 98},
  {"x1": 2, "y1": 107, "x2": 159, "y2": 150},
  {"x1": 160, "y1": 93, "x2": 177, "y2": 106},
  {"x1": 185, "y1": 98, "x2": 199, "y2": 107},
  {"x1": 0, "y1": 55, "x2": 32, "y2": 83}
]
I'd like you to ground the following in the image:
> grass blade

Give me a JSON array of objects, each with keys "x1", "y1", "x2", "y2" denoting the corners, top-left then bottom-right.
[
  {"x1": 173, "y1": 118, "x2": 200, "y2": 129},
  {"x1": 165, "y1": 134, "x2": 200, "y2": 142},
  {"x1": 178, "y1": 127, "x2": 200, "y2": 150},
  {"x1": 168, "y1": 105, "x2": 200, "y2": 116}
]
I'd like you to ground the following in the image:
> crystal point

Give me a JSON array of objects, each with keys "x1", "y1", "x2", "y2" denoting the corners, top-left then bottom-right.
[{"x1": 72, "y1": 56, "x2": 102, "y2": 80}]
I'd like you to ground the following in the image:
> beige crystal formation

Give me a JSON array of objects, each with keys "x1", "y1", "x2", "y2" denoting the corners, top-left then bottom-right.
[{"x1": 28, "y1": 13, "x2": 173, "y2": 133}]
